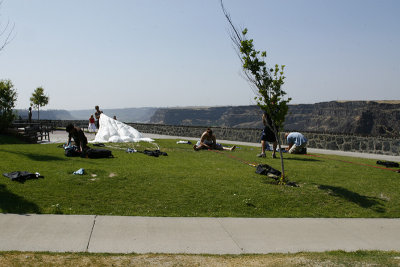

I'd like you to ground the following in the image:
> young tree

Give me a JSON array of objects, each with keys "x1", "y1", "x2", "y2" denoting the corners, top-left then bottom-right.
[
  {"x1": 30, "y1": 87, "x2": 49, "y2": 120},
  {"x1": 221, "y1": 1, "x2": 291, "y2": 182},
  {"x1": 0, "y1": 1, "x2": 15, "y2": 52},
  {"x1": 0, "y1": 79, "x2": 17, "y2": 132}
]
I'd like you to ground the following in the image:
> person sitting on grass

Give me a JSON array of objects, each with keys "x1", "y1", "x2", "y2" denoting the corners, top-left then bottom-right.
[
  {"x1": 285, "y1": 132, "x2": 308, "y2": 154},
  {"x1": 193, "y1": 128, "x2": 236, "y2": 151},
  {"x1": 66, "y1": 124, "x2": 89, "y2": 152}
]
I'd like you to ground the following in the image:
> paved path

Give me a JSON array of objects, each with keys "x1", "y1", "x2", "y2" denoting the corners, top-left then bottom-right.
[
  {"x1": 1, "y1": 130, "x2": 398, "y2": 254},
  {"x1": 1, "y1": 214, "x2": 399, "y2": 254}
]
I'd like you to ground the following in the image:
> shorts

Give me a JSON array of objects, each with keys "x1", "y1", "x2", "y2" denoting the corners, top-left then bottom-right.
[
  {"x1": 196, "y1": 140, "x2": 222, "y2": 149},
  {"x1": 260, "y1": 126, "x2": 276, "y2": 142}
]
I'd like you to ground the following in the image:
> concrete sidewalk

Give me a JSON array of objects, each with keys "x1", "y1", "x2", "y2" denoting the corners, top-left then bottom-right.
[{"x1": 1, "y1": 214, "x2": 399, "y2": 254}]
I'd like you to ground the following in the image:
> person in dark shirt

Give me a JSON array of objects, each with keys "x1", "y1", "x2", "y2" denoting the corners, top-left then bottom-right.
[
  {"x1": 257, "y1": 112, "x2": 278, "y2": 158},
  {"x1": 28, "y1": 107, "x2": 32, "y2": 123},
  {"x1": 66, "y1": 124, "x2": 88, "y2": 152},
  {"x1": 94, "y1": 105, "x2": 103, "y2": 129}
]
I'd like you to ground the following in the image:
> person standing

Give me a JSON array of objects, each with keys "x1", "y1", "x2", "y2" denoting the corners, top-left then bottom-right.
[
  {"x1": 257, "y1": 112, "x2": 277, "y2": 158},
  {"x1": 28, "y1": 107, "x2": 32, "y2": 123},
  {"x1": 94, "y1": 105, "x2": 103, "y2": 129},
  {"x1": 88, "y1": 114, "x2": 97, "y2": 132}
]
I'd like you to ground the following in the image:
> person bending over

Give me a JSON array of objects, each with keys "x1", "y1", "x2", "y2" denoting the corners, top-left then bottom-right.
[
  {"x1": 285, "y1": 132, "x2": 308, "y2": 154},
  {"x1": 193, "y1": 128, "x2": 236, "y2": 151},
  {"x1": 66, "y1": 124, "x2": 89, "y2": 152}
]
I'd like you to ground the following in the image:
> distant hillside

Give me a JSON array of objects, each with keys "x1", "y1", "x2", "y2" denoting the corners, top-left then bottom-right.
[
  {"x1": 149, "y1": 101, "x2": 400, "y2": 137},
  {"x1": 14, "y1": 101, "x2": 400, "y2": 137},
  {"x1": 149, "y1": 105, "x2": 263, "y2": 128},
  {"x1": 16, "y1": 109, "x2": 75, "y2": 120},
  {"x1": 69, "y1": 107, "x2": 158, "y2": 123},
  {"x1": 15, "y1": 107, "x2": 158, "y2": 123}
]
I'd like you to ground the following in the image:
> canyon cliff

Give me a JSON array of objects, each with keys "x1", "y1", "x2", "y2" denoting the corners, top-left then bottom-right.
[{"x1": 149, "y1": 101, "x2": 400, "y2": 137}]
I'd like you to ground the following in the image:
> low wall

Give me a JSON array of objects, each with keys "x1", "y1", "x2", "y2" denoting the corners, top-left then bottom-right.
[{"x1": 49, "y1": 120, "x2": 400, "y2": 156}]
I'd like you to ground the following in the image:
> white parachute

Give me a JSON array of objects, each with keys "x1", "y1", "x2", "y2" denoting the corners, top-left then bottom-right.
[{"x1": 92, "y1": 113, "x2": 153, "y2": 143}]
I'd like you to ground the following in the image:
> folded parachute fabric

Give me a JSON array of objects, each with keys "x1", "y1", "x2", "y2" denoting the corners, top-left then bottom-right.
[
  {"x1": 176, "y1": 140, "x2": 192, "y2": 144},
  {"x1": 3, "y1": 171, "x2": 44, "y2": 182},
  {"x1": 91, "y1": 114, "x2": 153, "y2": 143}
]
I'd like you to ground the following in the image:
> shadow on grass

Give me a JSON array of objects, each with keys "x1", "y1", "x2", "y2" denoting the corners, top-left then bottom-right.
[
  {"x1": 0, "y1": 134, "x2": 28, "y2": 144},
  {"x1": 0, "y1": 184, "x2": 41, "y2": 214},
  {"x1": 0, "y1": 148, "x2": 66, "y2": 161},
  {"x1": 318, "y1": 184, "x2": 386, "y2": 213},
  {"x1": 284, "y1": 157, "x2": 321, "y2": 162}
]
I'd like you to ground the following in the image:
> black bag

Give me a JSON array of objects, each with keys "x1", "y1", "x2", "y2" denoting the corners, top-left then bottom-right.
[
  {"x1": 376, "y1": 161, "x2": 399, "y2": 168},
  {"x1": 86, "y1": 148, "x2": 113, "y2": 159},
  {"x1": 142, "y1": 150, "x2": 168, "y2": 157},
  {"x1": 255, "y1": 164, "x2": 281, "y2": 179},
  {"x1": 3, "y1": 171, "x2": 44, "y2": 182},
  {"x1": 65, "y1": 146, "x2": 81, "y2": 157}
]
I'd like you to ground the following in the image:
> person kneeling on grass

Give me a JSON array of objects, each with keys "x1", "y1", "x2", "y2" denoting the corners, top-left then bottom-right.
[
  {"x1": 193, "y1": 128, "x2": 236, "y2": 151},
  {"x1": 66, "y1": 124, "x2": 89, "y2": 153},
  {"x1": 285, "y1": 132, "x2": 308, "y2": 154}
]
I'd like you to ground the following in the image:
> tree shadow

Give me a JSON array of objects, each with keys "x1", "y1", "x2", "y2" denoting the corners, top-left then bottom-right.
[
  {"x1": 0, "y1": 184, "x2": 41, "y2": 214},
  {"x1": 0, "y1": 148, "x2": 65, "y2": 161},
  {"x1": 0, "y1": 134, "x2": 28, "y2": 144},
  {"x1": 318, "y1": 184, "x2": 386, "y2": 213}
]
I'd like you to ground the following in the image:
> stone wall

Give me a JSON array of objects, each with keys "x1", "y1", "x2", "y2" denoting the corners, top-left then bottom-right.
[{"x1": 51, "y1": 120, "x2": 400, "y2": 156}]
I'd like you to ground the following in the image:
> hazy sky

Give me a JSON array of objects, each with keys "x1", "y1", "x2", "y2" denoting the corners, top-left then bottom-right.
[{"x1": 1, "y1": 0, "x2": 399, "y2": 110}]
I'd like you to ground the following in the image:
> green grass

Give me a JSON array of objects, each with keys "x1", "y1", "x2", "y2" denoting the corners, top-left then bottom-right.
[
  {"x1": 0, "y1": 137, "x2": 399, "y2": 217},
  {"x1": 1, "y1": 251, "x2": 400, "y2": 266}
]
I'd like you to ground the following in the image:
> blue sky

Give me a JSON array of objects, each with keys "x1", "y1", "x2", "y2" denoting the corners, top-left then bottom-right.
[{"x1": 1, "y1": 0, "x2": 399, "y2": 110}]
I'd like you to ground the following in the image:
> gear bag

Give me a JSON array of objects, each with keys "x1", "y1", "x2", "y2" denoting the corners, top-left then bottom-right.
[
  {"x1": 65, "y1": 146, "x2": 81, "y2": 157},
  {"x1": 86, "y1": 148, "x2": 113, "y2": 159},
  {"x1": 255, "y1": 164, "x2": 281, "y2": 179}
]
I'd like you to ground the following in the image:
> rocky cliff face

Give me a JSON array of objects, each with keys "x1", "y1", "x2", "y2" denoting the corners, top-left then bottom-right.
[
  {"x1": 149, "y1": 101, "x2": 400, "y2": 137},
  {"x1": 150, "y1": 106, "x2": 263, "y2": 128}
]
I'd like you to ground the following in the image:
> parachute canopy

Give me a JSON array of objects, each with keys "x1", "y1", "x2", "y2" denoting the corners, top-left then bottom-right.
[{"x1": 92, "y1": 114, "x2": 153, "y2": 143}]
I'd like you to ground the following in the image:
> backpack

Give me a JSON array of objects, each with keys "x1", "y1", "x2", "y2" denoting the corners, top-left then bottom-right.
[
  {"x1": 142, "y1": 149, "x2": 168, "y2": 157},
  {"x1": 255, "y1": 164, "x2": 281, "y2": 180},
  {"x1": 65, "y1": 146, "x2": 81, "y2": 157},
  {"x1": 86, "y1": 148, "x2": 113, "y2": 159},
  {"x1": 376, "y1": 161, "x2": 399, "y2": 168}
]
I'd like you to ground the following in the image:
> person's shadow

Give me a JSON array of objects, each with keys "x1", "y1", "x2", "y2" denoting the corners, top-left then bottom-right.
[
  {"x1": 0, "y1": 184, "x2": 41, "y2": 214},
  {"x1": 318, "y1": 184, "x2": 386, "y2": 213}
]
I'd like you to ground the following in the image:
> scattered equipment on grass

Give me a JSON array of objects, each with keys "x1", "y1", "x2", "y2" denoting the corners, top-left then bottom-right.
[{"x1": 3, "y1": 171, "x2": 44, "y2": 182}]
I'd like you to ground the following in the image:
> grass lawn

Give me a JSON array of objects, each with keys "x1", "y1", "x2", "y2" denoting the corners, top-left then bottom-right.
[
  {"x1": 1, "y1": 251, "x2": 400, "y2": 266},
  {"x1": 1, "y1": 135, "x2": 399, "y2": 217}
]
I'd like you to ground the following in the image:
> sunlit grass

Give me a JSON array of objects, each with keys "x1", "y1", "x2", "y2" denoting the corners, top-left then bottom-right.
[{"x1": 1, "y1": 138, "x2": 399, "y2": 217}]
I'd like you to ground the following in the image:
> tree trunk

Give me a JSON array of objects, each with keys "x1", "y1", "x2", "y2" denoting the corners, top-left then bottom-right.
[
  {"x1": 37, "y1": 106, "x2": 40, "y2": 121},
  {"x1": 276, "y1": 132, "x2": 285, "y2": 181},
  {"x1": 272, "y1": 124, "x2": 285, "y2": 183}
]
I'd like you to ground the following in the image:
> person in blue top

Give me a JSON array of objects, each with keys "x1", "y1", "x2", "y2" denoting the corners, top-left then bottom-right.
[{"x1": 285, "y1": 132, "x2": 308, "y2": 154}]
